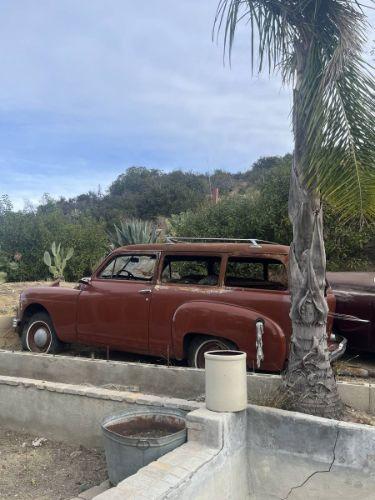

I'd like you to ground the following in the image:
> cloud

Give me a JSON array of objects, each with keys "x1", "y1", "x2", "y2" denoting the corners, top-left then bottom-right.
[{"x1": 0, "y1": 0, "x2": 372, "y2": 209}]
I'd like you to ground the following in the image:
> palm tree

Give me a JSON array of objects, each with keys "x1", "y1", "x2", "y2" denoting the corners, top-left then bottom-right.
[{"x1": 215, "y1": 0, "x2": 375, "y2": 418}]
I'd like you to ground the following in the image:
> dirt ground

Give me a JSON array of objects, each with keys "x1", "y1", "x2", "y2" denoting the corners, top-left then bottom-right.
[
  {"x1": 0, "y1": 427, "x2": 107, "y2": 500},
  {"x1": 0, "y1": 282, "x2": 76, "y2": 352},
  {"x1": 0, "y1": 281, "x2": 76, "y2": 317}
]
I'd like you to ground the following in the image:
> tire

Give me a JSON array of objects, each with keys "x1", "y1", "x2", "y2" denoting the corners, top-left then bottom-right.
[
  {"x1": 21, "y1": 312, "x2": 63, "y2": 354},
  {"x1": 187, "y1": 336, "x2": 237, "y2": 369}
]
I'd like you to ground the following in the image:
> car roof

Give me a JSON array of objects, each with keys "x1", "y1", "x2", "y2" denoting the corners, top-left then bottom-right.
[{"x1": 112, "y1": 242, "x2": 290, "y2": 256}]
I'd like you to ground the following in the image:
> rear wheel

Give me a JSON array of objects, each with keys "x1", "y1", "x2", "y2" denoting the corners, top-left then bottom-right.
[
  {"x1": 187, "y1": 336, "x2": 237, "y2": 369},
  {"x1": 21, "y1": 312, "x2": 63, "y2": 354}
]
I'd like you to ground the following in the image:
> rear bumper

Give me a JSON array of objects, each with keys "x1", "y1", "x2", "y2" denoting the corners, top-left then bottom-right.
[{"x1": 328, "y1": 334, "x2": 347, "y2": 363}]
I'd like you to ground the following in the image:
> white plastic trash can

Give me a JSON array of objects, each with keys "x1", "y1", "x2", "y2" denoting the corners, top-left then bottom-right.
[{"x1": 204, "y1": 350, "x2": 247, "y2": 412}]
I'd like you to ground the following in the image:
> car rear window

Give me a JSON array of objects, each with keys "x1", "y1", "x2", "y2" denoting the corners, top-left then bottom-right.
[
  {"x1": 161, "y1": 255, "x2": 221, "y2": 286},
  {"x1": 225, "y1": 258, "x2": 287, "y2": 290}
]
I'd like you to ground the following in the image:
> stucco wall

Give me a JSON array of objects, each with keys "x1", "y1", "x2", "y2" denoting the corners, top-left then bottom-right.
[
  {"x1": 96, "y1": 405, "x2": 375, "y2": 500},
  {"x1": 247, "y1": 405, "x2": 375, "y2": 500},
  {"x1": 2, "y1": 350, "x2": 371, "y2": 414},
  {"x1": 0, "y1": 349, "x2": 280, "y2": 401},
  {"x1": 1, "y1": 357, "x2": 375, "y2": 500},
  {"x1": 0, "y1": 374, "x2": 199, "y2": 448}
]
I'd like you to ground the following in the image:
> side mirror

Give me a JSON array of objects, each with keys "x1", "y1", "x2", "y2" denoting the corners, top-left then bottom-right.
[{"x1": 79, "y1": 277, "x2": 92, "y2": 286}]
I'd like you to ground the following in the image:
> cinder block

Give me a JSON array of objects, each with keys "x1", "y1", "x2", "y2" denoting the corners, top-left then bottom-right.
[
  {"x1": 156, "y1": 462, "x2": 189, "y2": 480},
  {"x1": 337, "y1": 381, "x2": 370, "y2": 412},
  {"x1": 78, "y1": 481, "x2": 110, "y2": 499},
  {"x1": 369, "y1": 385, "x2": 375, "y2": 415},
  {"x1": 247, "y1": 373, "x2": 282, "y2": 403},
  {"x1": 186, "y1": 408, "x2": 224, "y2": 449}
]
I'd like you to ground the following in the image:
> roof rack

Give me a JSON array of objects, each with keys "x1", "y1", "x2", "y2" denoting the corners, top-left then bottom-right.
[{"x1": 165, "y1": 236, "x2": 278, "y2": 247}]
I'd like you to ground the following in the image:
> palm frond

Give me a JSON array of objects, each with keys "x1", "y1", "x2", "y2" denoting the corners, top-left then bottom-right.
[
  {"x1": 214, "y1": 0, "x2": 297, "y2": 76},
  {"x1": 214, "y1": 0, "x2": 375, "y2": 220},
  {"x1": 297, "y1": 2, "x2": 375, "y2": 221}
]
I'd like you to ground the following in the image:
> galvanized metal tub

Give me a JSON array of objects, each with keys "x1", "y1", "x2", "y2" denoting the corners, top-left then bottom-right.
[{"x1": 101, "y1": 407, "x2": 187, "y2": 485}]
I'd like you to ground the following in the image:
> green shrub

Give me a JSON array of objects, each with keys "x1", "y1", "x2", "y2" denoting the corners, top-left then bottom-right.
[
  {"x1": 170, "y1": 161, "x2": 374, "y2": 271},
  {"x1": 0, "y1": 209, "x2": 109, "y2": 282}
]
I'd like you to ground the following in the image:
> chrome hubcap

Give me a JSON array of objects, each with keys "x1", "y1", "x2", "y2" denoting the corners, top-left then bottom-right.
[{"x1": 34, "y1": 327, "x2": 48, "y2": 347}]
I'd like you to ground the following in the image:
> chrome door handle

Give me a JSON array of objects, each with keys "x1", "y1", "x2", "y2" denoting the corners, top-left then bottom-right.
[{"x1": 139, "y1": 289, "x2": 152, "y2": 295}]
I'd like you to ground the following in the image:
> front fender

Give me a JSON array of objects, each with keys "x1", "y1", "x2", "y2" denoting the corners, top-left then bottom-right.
[
  {"x1": 172, "y1": 300, "x2": 287, "y2": 371},
  {"x1": 21, "y1": 286, "x2": 80, "y2": 343}
]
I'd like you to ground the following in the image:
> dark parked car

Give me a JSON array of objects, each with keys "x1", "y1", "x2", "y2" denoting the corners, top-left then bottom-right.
[
  {"x1": 14, "y1": 239, "x2": 345, "y2": 371},
  {"x1": 327, "y1": 272, "x2": 374, "y2": 353}
]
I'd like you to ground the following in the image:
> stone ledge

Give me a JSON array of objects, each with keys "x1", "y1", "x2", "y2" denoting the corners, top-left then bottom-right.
[
  {"x1": 93, "y1": 441, "x2": 218, "y2": 500},
  {"x1": 1, "y1": 350, "x2": 374, "y2": 414},
  {"x1": 0, "y1": 374, "x2": 201, "y2": 412},
  {"x1": 76, "y1": 480, "x2": 111, "y2": 499}
]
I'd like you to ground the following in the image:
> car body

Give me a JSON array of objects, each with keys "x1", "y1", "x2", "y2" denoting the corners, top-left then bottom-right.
[
  {"x1": 327, "y1": 272, "x2": 374, "y2": 353},
  {"x1": 14, "y1": 241, "x2": 345, "y2": 371}
]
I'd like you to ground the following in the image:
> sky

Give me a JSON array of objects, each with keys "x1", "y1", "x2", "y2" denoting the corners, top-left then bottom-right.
[{"x1": 0, "y1": 1, "x2": 373, "y2": 210}]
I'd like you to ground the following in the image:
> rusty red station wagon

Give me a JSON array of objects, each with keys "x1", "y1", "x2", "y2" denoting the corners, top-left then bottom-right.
[{"x1": 14, "y1": 239, "x2": 345, "y2": 372}]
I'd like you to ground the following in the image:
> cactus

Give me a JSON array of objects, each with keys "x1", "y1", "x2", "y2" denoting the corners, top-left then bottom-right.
[
  {"x1": 43, "y1": 242, "x2": 74, "y2": 280},
  {"x1": 109, "y1": 218, "x2": 160, "y2": 248}
]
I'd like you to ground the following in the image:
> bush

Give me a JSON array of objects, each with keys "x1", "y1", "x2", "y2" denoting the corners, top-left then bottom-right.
[
  {"x1": 0, "y1": 209, "x2": 109, "y2": 282},
  {"x1": 170, "y1": 161, "x2": 374, "y2": 271}
]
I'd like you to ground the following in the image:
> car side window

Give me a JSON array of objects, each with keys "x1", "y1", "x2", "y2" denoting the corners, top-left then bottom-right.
[
  {"x1": 161, "y1": 255, "x2": 221, "y2": 286},
  {"x1": 225, "y1": 258, "x2": 287, "y2": 290},
  {"x1": 99, "y1": 254, "x2": 157, "y2": 281}
]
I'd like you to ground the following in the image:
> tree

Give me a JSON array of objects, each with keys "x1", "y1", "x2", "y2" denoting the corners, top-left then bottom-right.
[
  {"x1": 215, "y1": 0, "x2": 375, "y2": 418},
  {"x1": 171, "y1": 157, "x2": 374, "y2": 271}
]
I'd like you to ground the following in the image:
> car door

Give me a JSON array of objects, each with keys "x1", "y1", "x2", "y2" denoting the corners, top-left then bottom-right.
[
  {"x1": 149, "y1": 253, "x2": 223, "y2": 357},
  {"x1": 222, "y1": 256, "x2": 290, "y2": 370},
  {"x1": 77, "y1": 252, "x2": 158, "y2": 352}
]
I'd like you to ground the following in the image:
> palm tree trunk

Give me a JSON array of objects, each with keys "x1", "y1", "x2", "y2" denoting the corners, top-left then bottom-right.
[{"x1": 283, "y1": 42, "x2": 343, "y2": 419}]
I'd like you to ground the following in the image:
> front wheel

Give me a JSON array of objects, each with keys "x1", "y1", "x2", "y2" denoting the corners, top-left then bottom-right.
[
  {"x1": 21, "y1": 312, "x2": 63, "y2": 354},
  {"x1": 187, "y1": 336, "x2": 237, "y2": 369}
]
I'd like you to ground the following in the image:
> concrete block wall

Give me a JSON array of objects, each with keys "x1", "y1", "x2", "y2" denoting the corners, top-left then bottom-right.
[
  {"x1": 95, "y1": 409, "x2": 250, "y2": 500},
  {"x1": 97, "y1": 404, "x2": 375, "y2": 500},
  {"x1": 247, "y1": 405, "x2": 375, "y2": 500},
  {"x1": 0, "y1": 374, "x2": 200, "y2": 447},
  {"x1": 1, "y1": 364, "x2": 375, "y2": 500},
  {"x1": 1, "y1": 350, "x2": 372, "y2": 415},
  {"x1": 0, "y1": 350, "x2": 206, "y2": 399}
]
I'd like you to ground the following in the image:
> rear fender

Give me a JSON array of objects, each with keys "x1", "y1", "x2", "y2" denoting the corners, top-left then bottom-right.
[{"x1": 172, "y1": 300, "x2": 287, "y2": 371}]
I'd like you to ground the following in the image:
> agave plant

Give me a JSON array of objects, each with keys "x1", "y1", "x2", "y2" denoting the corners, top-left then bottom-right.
[
  {"x1": 43, "y1": 242, "x2": 74, "y2": 280},
  {"x1": 109, "y1": 218, "x2": 160, "y2": 248}
]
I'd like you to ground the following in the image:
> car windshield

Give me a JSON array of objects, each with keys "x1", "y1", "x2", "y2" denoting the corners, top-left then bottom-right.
[{"x1": 100, "y1": 254, "x2": 156, "y2": 281}]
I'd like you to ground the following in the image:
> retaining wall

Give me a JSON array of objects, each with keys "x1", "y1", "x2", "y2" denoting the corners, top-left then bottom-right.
[
  {"x1": 1, "y1": 349, "x2": 375, "y2": 499},
  {"x1": 94, "y1": 405, "x2": 375, "y2": 500},
  {"x1": 1, "y1": 350, "x2": 371, "y2": 413},
  {"x1": 0, "y1": 374, "x2": 200, "y2": 447},
  {"x1": 247, "y1": 405, "x2": 375, "y2": 500}
]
